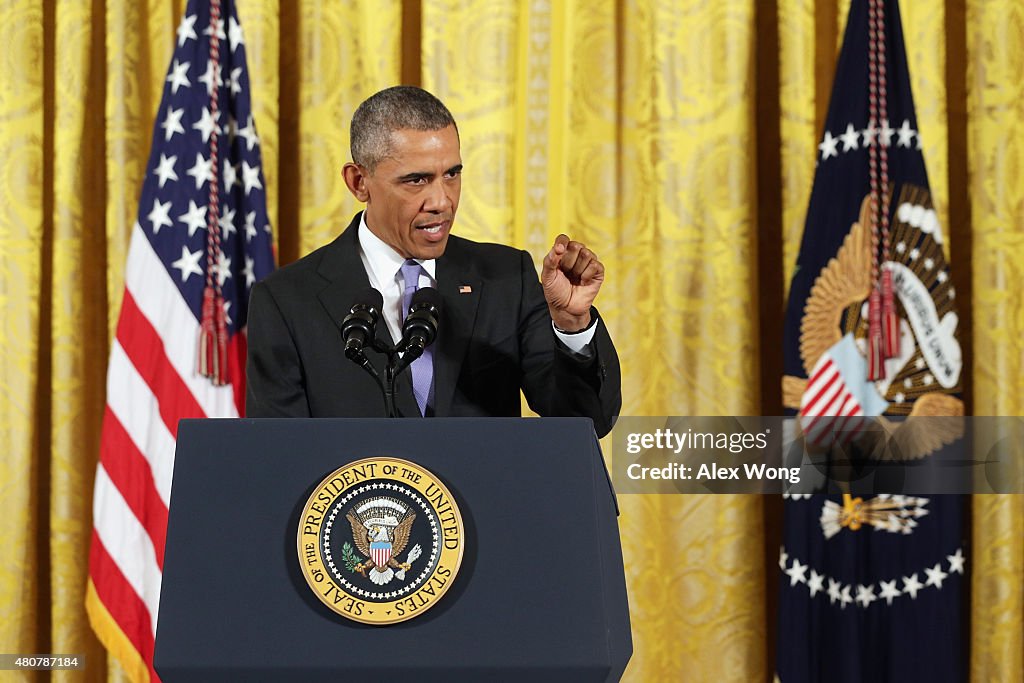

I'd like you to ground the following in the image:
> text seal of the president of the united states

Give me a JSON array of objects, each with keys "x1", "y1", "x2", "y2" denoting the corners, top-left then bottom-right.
[{"x1": 297, "y1": 457, "x2": 465, "y2": 625}]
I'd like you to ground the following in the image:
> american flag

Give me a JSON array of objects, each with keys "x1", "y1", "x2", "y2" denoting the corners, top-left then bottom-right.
[{"x1": 85, "y1": 1, "x2": 274, "y2": 680}]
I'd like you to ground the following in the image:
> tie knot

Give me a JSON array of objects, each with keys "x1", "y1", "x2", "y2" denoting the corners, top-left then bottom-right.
[{"x1": 400, "y1": 260, "x2": 422, "y2": 291}]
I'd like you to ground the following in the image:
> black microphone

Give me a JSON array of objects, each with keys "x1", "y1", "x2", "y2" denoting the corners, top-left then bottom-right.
[
  {"x1": 341, "y1": 288, "x2": 383, "y2": 361},
  {"x1": 397, "y1": 287, "x2": 442, "y2": 365}
]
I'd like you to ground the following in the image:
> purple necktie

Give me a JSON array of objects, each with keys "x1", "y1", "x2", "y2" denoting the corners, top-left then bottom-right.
[{"x1": 400, "y1": 260, "x2": 433, "y2": 416}]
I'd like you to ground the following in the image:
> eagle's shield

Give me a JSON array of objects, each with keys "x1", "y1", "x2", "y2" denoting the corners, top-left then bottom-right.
[{"x1": 370, "y1": 541, "x2": 392, "y2": 568}]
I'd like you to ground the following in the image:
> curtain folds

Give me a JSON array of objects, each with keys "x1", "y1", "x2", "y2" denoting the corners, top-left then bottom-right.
[{"x1": 0, "y1": 1, "x2": 1020, "y2": 681}]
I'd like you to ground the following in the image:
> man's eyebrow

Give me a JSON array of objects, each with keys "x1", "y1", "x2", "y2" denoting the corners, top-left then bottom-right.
[
  {"x1": 396, "y1": 171, "x2": 431, "y2": 182},
  {"x1": 447, "y1": 164, "x2": 464, "y2": 175}
]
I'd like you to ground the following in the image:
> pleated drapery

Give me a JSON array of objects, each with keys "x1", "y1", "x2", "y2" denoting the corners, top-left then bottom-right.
[{"x1": 0, "y1": 1, "x2": 1020, "y2": 681}]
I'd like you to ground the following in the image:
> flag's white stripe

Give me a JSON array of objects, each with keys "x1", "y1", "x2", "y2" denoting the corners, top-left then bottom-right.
[
  {"x1": 124, "y1": 224, "x2": 239, "y2": 418},
  {"x1": 803, "y1": 370, "x2": 844, "y2": 417},
  {"x1": 93, "y1": 464, "x2": 162, "y2": 636},
  {"x1": 805, "y1": 388, "x2": 853, "y2": 442},
  {"x1": 803, "y1": 362, "x2": 840, "y2": 412},
  {"x1": 106, "y1": 340, "x2": 176, "y2": 506}
]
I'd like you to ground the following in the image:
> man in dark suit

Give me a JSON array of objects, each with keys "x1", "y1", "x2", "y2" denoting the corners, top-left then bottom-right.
[{"x1": 245, "y1": 86, "x2": 621, "y2": 437}]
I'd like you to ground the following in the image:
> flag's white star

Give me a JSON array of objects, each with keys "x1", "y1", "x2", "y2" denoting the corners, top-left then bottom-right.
[
  {"x1": 897, "y1": 119, "x2": 916, "y2": 148},
  {"x1": 166, "y1": 59, "x2": 191, "y2": 94},
  {"x1": 228, "y1": 17, "x2": 245, "y2": 51},
  {"x1": 244, "y1": 255, "x2": 256, "y2": 288},
  {"x1": 214, "y1": 253, "x2": 232, "y2": 286},
  {"x1": 862, "y1": 119, "x2": 878, "y2": 147},
  {"x1": 264, "y1": 222, "x2": 272, "y2": 234},
  {"x1": 161, "y1": 107, "x2": 186, "y2": 141},
  {"x1": 855, "y1": 584, "x2": 877, "y2": 608},
  {"x1": 925, "y1": 563, "x2": 948, "y2": 589},
  {"x1": 779, "y1": 548, "x2": 789, "y2": 570},
  {"x1": 242, "y1": 161, "x2": 263, "y2": 194},
  {"x1": 223, "y1": 160, "x2": 239, "y2": 192},
  {"x1": 948, "y1": 548, "x2": 966, "y2": 574},
  {"x1": 219, "y1": 206, "x2": 237, "y2": 238},
  {"x1": 237, "y1": 115, "x2": 259, "y2": 151},
  {"x1": 199, "y1": 60, "x2": 223, "y2": 96},
  {"x1": 879, "y1": 580, "x2": 901, "y2": 605},
  {"x1": 786, "y1": 558, "x2": 808, "y2": 586},
  {"x1": 187, "y1": 153, "x2": 215, "y2": 190},
  {"x1": 147, "y1": 198, "x2": 173, "y2": 234},
  {"x1": 222, "y1": 300, "x2": 233, "y2": 326},
  {"x1": 178, "y1": 200, "x2": 208, "y2": 237},
  {"x1": 819, "y1": 130, "x2": 839, "y2": 160},
  {"x1": 880, "y1": 120, "x2": 895, "y2": 147},
  {"x1": 229, "y1": 67, "x2": 243, "y2": 95},
  {"x1": 902, "y1": 573, "x2": 924, "y2": 599},
  {"x1": 177, "y1": 14, "x2": 198, "y2": 46},
  {"x1": 827, "y1": 579, "x2": 843, "y2": 604},
  {"x1": 839, "y1": 123, "x2": 860, "y2": 151},
  {"x1": 807, "y1": 570, "x2": 825, "y2": 598},
  {"x1": 153, "y1": 153, "x2": 178, "y2": 188},
  {"x1": 839, "y1": 585, "x2": 853, "y2": 608},
  {"x1": 192, "y1": 107, "x2": 219, "y2": 143},
  {"x1": 244, "y1": 211, "x2": 258, "y2": 242},
  {"x1": 171, "y1": 245, "x2": 204, "y2": 282},
  {"x1": 204, "y1": 16, "x2": 227, "y2": 40}
]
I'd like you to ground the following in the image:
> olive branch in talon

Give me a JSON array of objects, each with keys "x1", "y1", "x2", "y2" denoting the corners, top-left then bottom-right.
[{"x1": 341, "y1": 542, "x2": 364, "y2": 573}]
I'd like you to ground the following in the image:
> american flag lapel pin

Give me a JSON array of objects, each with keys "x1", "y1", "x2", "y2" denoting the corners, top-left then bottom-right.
[{"x1": 459, "y1": 285, "x2": 472, "y2": 294}]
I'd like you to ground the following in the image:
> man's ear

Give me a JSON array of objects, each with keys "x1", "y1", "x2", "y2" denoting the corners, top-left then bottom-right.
[{"x1": 342, "y1": 162, "x2": 370, "y2": 202}]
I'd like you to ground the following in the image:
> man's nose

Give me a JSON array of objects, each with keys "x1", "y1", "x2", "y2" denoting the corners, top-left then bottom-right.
[{"x1": 422, "y1": 179, "x2": 451, "y2": 213}]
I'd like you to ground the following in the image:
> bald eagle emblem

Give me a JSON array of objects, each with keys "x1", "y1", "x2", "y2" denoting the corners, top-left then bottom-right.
[{"x1": 345, "y1": 497, "x2": 422, "y2": 586}]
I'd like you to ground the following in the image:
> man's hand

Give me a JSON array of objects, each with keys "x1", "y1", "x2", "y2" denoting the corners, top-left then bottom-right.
[{"x1": 541, "y1": 234, "x2": 605, "y2": 332}]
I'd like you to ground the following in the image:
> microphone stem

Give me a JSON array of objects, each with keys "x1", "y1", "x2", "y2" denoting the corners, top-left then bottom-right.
[{"x1": 384, "y1": 361, "x2": 398, "y2": 418}]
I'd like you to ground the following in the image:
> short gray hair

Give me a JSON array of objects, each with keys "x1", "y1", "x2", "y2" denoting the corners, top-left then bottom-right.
[{"x1": 350, "y1": 86, "x2": 458, "y2": 171}]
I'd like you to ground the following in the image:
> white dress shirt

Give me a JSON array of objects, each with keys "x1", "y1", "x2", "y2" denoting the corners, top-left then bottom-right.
[{"x1": 356, "y1": 213, "x2": 597, "y2": 353}]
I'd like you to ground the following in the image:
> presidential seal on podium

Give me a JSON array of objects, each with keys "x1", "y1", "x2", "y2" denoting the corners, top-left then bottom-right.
[{"x1": 297, "y1": 457, "x2": 465, "y2": 625}]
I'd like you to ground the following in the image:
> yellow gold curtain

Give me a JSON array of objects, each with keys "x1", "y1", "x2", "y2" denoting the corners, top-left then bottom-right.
[{"x1": 0, "y1": 1, "x2": 1021, "y2": 682}]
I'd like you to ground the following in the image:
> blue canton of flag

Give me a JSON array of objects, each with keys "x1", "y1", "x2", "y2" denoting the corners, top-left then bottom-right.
[
  {"x1": 142, "y1": 0, "x2": 274, "y2": 380},
  {"x1": 777, "y1": 1, "x2": 966, "y2": 682}
]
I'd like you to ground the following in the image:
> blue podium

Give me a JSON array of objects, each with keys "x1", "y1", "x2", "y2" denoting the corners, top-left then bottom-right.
[{"x1": 154, "y1": 417, "x2": 632, "y2": 682}]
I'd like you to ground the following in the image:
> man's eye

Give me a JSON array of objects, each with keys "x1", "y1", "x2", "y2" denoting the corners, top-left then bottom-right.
[
  {"x1": 444, "y1": 170, "x2": 462, "y2": 179},
  {"x1": 406, "y1": 177, "x2": 427, "y2": 185}
]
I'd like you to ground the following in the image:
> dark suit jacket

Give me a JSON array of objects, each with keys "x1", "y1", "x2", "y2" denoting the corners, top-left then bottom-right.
[{"x1": 245, "y1": 213, "x2": 621, "y2": 437}]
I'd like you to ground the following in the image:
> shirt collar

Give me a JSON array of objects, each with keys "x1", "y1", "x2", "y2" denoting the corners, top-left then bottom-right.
[{"x1": 358, "y1": 212, "x2": 437, "y2": 283}]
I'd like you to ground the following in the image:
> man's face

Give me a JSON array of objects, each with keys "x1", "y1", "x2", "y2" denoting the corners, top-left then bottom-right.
[{"x1": 357, "y1": 125, "x2": 462, "y2": 260}]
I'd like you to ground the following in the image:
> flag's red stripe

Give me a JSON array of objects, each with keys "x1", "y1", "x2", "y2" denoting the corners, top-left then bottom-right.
[
  {"x1": 831, "y1": 396, "x2": 856, "y2": 435},
  {"x1": 89, "y1": 530, "x2": 159, "y2": 682},
  {"x1": 99, "y1": 408, "x2": 169, "y2": 569},
  {"x1": 117, "y1": 290, "x2": 208, "y2": 434},
  {"x1": 228, "y1": 331, "x2": 247, "y2": 416},
  {"x1": 802, "y1": 365, "x2": 840, "y2": 416}
]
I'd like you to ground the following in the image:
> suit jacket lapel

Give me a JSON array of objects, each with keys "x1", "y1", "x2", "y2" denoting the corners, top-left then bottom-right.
[
  {"x1": 315, "y1": 214, "x2": 370, "y2": 329},
  {"x1": 433, "y1": 238, "x2": 481, "y2": 417},
  {"x1": 315, "y1": 213, "x2": 420, "y2": 418}
]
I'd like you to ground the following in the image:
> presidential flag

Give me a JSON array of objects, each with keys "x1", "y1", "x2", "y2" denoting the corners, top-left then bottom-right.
[
  {"x1": 85, "y1": 1, "x2": 274, "y2": 680},
  {"x1": 777, "y1": 1, "x2": 966, "y2": 681}
]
